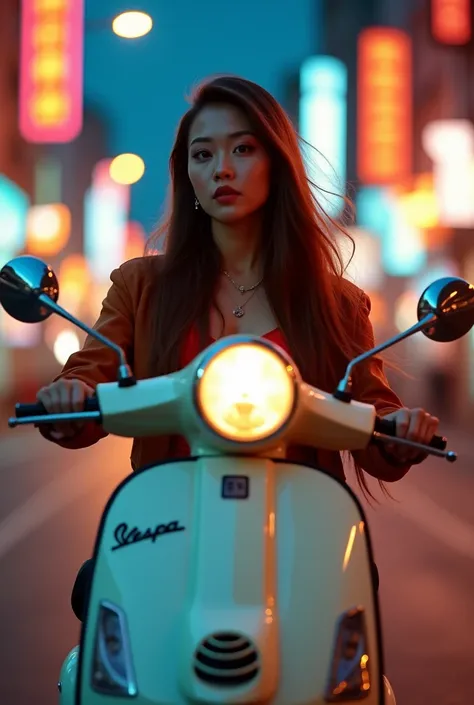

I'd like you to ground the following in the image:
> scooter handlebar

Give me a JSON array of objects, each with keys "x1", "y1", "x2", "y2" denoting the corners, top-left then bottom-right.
[
  {"x1": 12, "y1": 398, "x2": 449, "y2": 455},
  {"x1": 374, "y1": 416, "x2": 447, "y2": 451},
  {"x1": 15, "y1": 397, "x2": 100, "y2": 418}
]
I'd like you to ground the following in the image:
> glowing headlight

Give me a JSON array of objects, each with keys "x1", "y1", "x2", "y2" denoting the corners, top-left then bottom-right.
[{"x1": 195, "y1": 342, "x2": 297, "y2": 442}]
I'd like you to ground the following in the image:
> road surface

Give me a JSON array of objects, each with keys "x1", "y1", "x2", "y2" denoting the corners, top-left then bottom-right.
[{"x1": 0, "y1": 426, "x2": 473, "y2": 704}]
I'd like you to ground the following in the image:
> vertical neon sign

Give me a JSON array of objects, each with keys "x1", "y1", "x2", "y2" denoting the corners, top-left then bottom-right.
[
  {"x1": 300, "y1": 56, "x2": 348, "y2": 218},
  {"x1": 357, "y1": 28, "x2": 412, "y2": 185},
  {"x1": 84, "y1": 159, "x2": 129, "y2": 283},
  {"x1": 19, "y1": 0, "x2": 84, "y2": 143}
]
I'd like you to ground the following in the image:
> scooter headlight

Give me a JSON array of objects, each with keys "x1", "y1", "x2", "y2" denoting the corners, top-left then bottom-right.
[{"x1": 195, "y1": 340, "x2": 297, "y2": 443}]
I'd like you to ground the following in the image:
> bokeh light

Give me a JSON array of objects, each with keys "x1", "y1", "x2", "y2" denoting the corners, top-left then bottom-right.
[
  {"x1": 109, "y1": 153, "x2": 145, "y2": 185},
  {"x1": 0, "y1": 175, "x2": 29, "y2": 258},
  {"x1": 58, "y1": 254, "x2": 92, "y2": 315},
  {"x1": 26, "y1": 203, "x2": 71, "y2": 256},
  {"x1": 0, "y1": 309, "x2": 41, "y2": 348},
  {"x1": 394, "y1": 290, "x2": 419, "y2": 332},
  {"x1": 125, "y1": 221, "x2": 146, "y2": 260},
  {"x1": 397, "y1": 174, "x2": 439, "y2": 229},
  {"x1": 112, "y1": 11, "x2": 153, "y2": 39},
  {"x1": 53, "y1": 329, "x2": 80, "y2": 366}
]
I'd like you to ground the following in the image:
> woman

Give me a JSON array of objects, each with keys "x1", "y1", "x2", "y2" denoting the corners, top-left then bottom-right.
[{"x1": 37, "y1": 75, "x2": 438, "y2": 619}]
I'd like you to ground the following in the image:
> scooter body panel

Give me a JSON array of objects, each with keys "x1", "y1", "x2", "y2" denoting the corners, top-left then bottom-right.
[{"x1": 70, "y1": 456, "x2": 385, "y2": 705}]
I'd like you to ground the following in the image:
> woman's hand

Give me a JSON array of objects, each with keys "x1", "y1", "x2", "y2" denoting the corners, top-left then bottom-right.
[
  {"x1": 36, "y1": 379, "x2": 95, "y2": 441},
  {"x1": 381, "y1": 407, "x2": 440, "y2": 464}
]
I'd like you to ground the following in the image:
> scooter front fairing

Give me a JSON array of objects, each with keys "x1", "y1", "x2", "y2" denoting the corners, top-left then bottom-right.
[{"x1": 65, "y1": 454, "x2": 383, "y2": 705}]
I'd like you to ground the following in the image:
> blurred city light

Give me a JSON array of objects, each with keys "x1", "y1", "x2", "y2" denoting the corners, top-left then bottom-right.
[
  {"x1": 341, "y1": 227, "x2": 383, "y2": 290},
  {"x1": 125, "y1": 221, "x2": 146, "y2": 260},
  {"x1": 0, "y1": 309, "x2": 41, "y2": 348},
  {"x1": 356, "y1": 186, "x2": 426, "y2": 276},
  {"x1": 365, "y1": 292, "x2": 388, "y2": 329},
  {"x1": 112, "y1": 11, "x2": 153, "y2": 39},
  {"x1": 431, "y1": 0, "x2": 471, "y2": 45},
  {"x1": 84, "y1": 159, "x2": 129, "y2": 283},
  {"x1": 58, "y1": 254, "x2": 91, "y2": 314},
  {"x1": 19, "y1": 0, "x2": 84, "y2": 143},
  {"x1": 357, "y1": 27, "x2": 412, "y2": 185},
  {"x1": 397, "y1": 174, "x2": 439, "y2": 229},
  {"x1": 0, "y1": 175, "x2": 30, "y2": 262},
  {"x1": 109, "y1": 153, "x2": 145, "y2": 185},
  {"x1": 411, "y1": 260, "x2": 459, "y2": 296},
  {"x1": 35, "y1": 157, "x2": 62, "y2": 204},
  {"x1": 53, "y1": 329, "x2": 80, "y2": 366},
  {"x1": 356, "y1": 186, "x2": 390, "y2": 235},
  {"x1": 422, "y1": 119, "x2": 474, "y2": 227},
  {"x1": 299, "y1": 55, "x2": 347, "y2": 218},
  {"x1": 394, "y1": 289, "x2": 418, "y2": 332},
  {"x1": 383, "y1": 198, "x2": 426, "y2": 277},
  {"x1": 26, "y1": 204, "x2": 71, "y2": 256}
]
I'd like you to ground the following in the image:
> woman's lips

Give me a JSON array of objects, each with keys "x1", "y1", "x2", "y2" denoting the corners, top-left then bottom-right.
[{"x1": 215, "y1": 194, "x2": 240, "y2": 204}]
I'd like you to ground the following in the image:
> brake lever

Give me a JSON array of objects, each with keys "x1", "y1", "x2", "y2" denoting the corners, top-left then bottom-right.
[
  {"x1": 8, "y1": 411, "x2": 102, "y2": 428},
  {"x1": 372, "y1": 432, "x2": 457, "y2": 463}
]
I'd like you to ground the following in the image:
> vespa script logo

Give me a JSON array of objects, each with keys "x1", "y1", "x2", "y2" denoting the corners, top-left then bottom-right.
[{"x1": 111, "y1": 520, "x2": 185, "y2": 551}]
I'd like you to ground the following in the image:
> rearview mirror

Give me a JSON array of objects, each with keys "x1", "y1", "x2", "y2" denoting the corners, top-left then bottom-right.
[
  {"x1": 0, "y1": 254, "x2": 59, "y2": 323},
  {"x1": 417, "y1": 276, "x2": 474, "y2": 342},
  {"x1": 335, "y1": 275, "x2": 474, "y2": 399},
  {"x1": 0, "y1": 254, "x2": 136, "y2": 386}
]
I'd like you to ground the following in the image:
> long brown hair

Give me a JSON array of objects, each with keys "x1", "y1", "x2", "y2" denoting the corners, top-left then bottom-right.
[{"x1": 145, "y1": 74, "x2": 383, "y2": 499}]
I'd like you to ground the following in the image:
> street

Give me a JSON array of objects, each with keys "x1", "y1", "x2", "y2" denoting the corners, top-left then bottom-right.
[{"x1": 0, "y1": 426, "x2": 473, "y2": 704}]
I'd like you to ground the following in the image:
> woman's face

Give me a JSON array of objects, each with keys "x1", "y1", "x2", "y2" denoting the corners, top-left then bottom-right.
[{"x1": 187, "y1": 103, "x2": 271, "y2": 224}]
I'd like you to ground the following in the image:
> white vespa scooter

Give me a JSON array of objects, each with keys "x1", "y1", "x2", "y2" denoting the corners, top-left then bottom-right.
[{"x1": 2, "y1": 255, "x2": 473, "y2": 705}]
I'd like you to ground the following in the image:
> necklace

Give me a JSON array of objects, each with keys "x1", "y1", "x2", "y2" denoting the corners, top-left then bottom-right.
[
  {"x1": 232, "y1": 286, "x2": 259, "y2": 318},
  {"x1": 222, "y1": 270, "x2": 263, "y2": 295}
]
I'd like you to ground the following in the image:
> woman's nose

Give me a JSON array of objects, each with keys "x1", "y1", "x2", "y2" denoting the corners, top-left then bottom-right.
[{"x1": 214, "y1": 154, "x2": 235, "y2": 181}]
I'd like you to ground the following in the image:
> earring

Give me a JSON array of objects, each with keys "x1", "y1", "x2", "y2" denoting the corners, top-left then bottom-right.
[{"x1": 194, "y1": 197, "x2": 200, "y2": 210}]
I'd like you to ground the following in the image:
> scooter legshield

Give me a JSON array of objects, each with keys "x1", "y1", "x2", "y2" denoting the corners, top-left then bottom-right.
[{"x1": 75, "y1": 456, "x2": 384, "y2": 705}]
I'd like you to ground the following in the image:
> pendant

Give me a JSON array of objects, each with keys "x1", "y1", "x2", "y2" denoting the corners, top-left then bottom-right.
[
  {"x1": 239, "y1": 285, "x2": 245, "y2": 294},
  {"x1": 233, "y1": 306, "x2": 245, "y2": 318}
]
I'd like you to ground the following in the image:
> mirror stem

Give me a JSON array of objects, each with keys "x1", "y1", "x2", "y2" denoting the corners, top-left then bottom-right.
[
  {"x1": 334, "y1": 312, "x2": 437, "y2": 401},
  {"x1": 38, "y1": 294, "x2": 136, "y2": 387}
]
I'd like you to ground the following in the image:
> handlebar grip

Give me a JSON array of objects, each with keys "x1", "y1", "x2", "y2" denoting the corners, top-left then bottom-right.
[
  {"x1": 15, "y1": 397, "x2": 100, "y2": 418},
  {"x1": 375, "y1": 417, "x2": 447, "y2": 451}
]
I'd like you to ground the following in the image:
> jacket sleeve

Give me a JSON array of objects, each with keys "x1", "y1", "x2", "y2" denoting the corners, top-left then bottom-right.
[
  {"x1": 350, "y1": 293, "x2": 411, "y2": 481},
  {"x1": 39, "y1": 265, "x2": 135, "y2": 451}
]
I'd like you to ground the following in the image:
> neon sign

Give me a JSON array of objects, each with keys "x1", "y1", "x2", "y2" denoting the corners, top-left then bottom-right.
[
  {"x1": 84, "y1": 159, "x2": 129, "y2": 283},
  {"x1": 19, "y1": 0, "x2": 84, "y2": 143},
  {"x1": 300, "y1": 56, "x2": 348, "y2": 218},
  {"x1": 357, "y1": 28, "x2": 412, "y2": 185},
  {"x1": 431, "y1": 0, "x2": 472, "y2": 45}
]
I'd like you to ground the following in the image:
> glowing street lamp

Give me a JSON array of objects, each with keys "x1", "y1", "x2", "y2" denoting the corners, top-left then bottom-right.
[{"x1": 112, "y1": 11, "x2": 153, "y2": 39}]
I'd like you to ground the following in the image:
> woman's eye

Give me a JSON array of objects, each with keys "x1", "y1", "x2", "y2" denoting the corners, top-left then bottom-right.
[
  {"x1": 235, "y1": 144, "x2": 254, "y2": 154},
  {"x1": 192, "y1": 150, "x2": 210, "y2": 160}
]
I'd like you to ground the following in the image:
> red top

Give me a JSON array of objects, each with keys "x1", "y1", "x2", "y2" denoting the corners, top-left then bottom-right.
[{"x1": 171, "y1": 327, "x2": 287, "y2": 457}]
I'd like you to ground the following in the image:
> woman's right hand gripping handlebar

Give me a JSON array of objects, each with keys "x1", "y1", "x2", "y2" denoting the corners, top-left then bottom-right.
[{"x1": 36, "y1": 379, "x2": 95, "y2": 441}]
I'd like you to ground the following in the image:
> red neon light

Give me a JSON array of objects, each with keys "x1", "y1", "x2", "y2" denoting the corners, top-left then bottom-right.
[
  {"x1": 357, "y1": 28, "x2": 412, "y2": 185},
  {"x1": 19, "y1": 0, "x2": 84, "y2": 143},
  {"x1": 431, "y1": 0, "x2": 472, "y2": 45}
]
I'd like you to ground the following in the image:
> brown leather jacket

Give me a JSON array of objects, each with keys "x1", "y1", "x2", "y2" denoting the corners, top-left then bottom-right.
[{"x1": 42, "y1": 256, "x2": 410, "y2": 482}]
